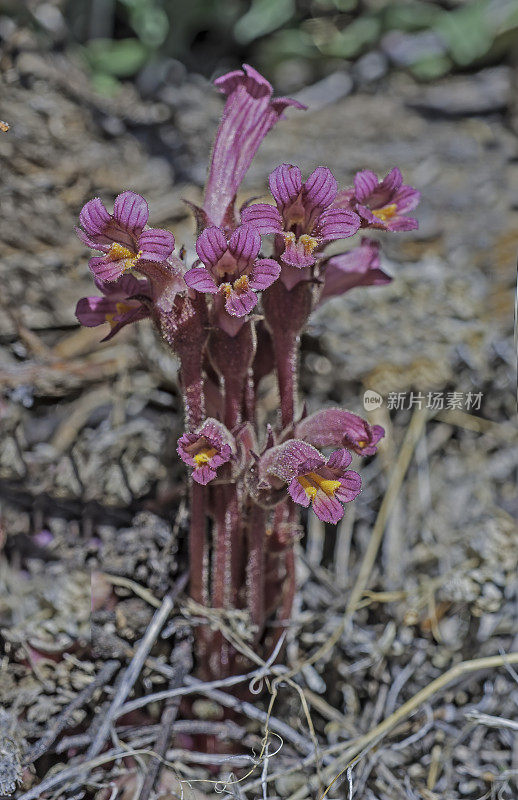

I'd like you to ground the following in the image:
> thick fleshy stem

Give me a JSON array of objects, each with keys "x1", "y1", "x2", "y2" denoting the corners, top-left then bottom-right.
[
  {"x1": 156, "y1": 294, "x2": 208, "y2": 430},
  {"x1": 274, "y1": 329, "x2": 299, "y2": 429},
  {"x1": 263, "y1": 280, "x2": 313, "y2": 429},
  {"x1": 210, "y1": 483, "x2": 241, "y2": 677},
  {"x1": 180, "y1": 357, "x2": 205, "y2": 431},
  {"x1": 189, "y1": 482, "x2": 210, "y2": 674},
  {"x1": 247, "y1": 502, "x2": 266, "y2": 643},
  {"x1": 263, "y1": 501, "x2": 299, "y2": 657},
  {"x1": 207, "y1": 322, "x2": 256, "y2": 431}
]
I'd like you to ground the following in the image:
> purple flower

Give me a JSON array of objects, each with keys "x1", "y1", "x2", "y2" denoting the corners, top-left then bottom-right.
[
  {"x1": 75, "y1": 273, "x2": 151, "y2": 341},
  {"x1": 262, "y1": 439, "x2": 361, "y2": 524},
  {"x1": 336, "y1": 168, "x2": 420, "y2": 232},
  {"x1": 241, "y1": 164, "x2": 361, "y2": 268},
  {"x1": 319, "y1": 238, "x2": 392, "y2": 304},
  {"x1": 296, "y1": 408, "x2": 385, "y2": 456},
  {"x1": 76, "y1": 191, "x2": 176, "y2": 282},
  {"x1": 184, "y1": 225, "x2": 280, "y2": 318},
  {"x1": 203, "y1": 65, "x2": 305, "y2": 230},
  {"x1": 177, "y1": 418, "x2": 234, "y2": 485}
]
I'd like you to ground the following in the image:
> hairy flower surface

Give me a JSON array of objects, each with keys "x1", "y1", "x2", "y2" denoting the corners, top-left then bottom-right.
[
  {"x1": 242, "y1": 164, "x2": 361, "y2": 268},
  {"x1": 77, "y1": 191, "x2": 176, "y2": 281},
  {"x1": 75, "y1": 274, "x2": 151, "y2": 340},
  {"x1": 336, "y1": 168, "x2": 420, "y2": 231},
  {"x1": 177, "y1": 418, "x2": 234, "y2": 485},
  {"x1": 296, "y1": 408, "x2": 385, "y2": 456},
  {"x1": 263, "y1": 439, "x2": 361, "y2": 524},
  {"x1": 203, "y1": 65, "x2": 305, "y2": 230},
  {"x1": 184, "y1": 225, "x2": 280, "y2": 317},
  {"x1": 319, "y1": 238, "x2": 392, "y2": 304}
]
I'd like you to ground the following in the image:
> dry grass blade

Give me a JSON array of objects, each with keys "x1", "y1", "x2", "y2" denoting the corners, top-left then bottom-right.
[{"x1": 286, "y1": 651, "x2": 518, "y2": 800}]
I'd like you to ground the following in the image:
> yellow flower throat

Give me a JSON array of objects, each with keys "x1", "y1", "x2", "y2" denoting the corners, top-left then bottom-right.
[
  {"x1": 107, "y1": 242, "x2": 142, "y2": 271},
  {"x1": 298, "y1": 472, "x2": 341, "y2": 500},
  {"x1": 372, "y1": 203, "x2": 397, "y2": 223},
  {"x1": 193, "y1": 447, "x2": 218, "y2": 466}
]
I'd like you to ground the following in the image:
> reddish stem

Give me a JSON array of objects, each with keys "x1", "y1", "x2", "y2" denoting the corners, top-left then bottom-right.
[
  {"x1": 272, "y1": 329, "x2": 299, "y2": 429},
  {"x1": 211, "y1": 485, "x2": 240, "y2": 676},
  {"x1": 189, "y1": 481, "x2": 210, "y2": 673},
  {"x1": 247, "y1": 503, "x2": 266, "y2": 642},
  {"x1": 189, "y1": 482, "x2": 208, "y2": 608}
]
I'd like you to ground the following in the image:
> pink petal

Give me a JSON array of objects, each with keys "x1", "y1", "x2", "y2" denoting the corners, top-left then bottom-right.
[
  {"x1": 241, "y1": 203, "x2": 283, "y2": 234},
  {"x1": 332, "y1": 188, "x2": 356, "y2": 209},
  {"x1": 335, "y1": 471, "x2": 362, "y2": 503},
  {"x1": 371, "y1": 425, "x2": 386, "y2": 444},
  {"x1": 228, "y1": 225, "x2": 261, "y2": 268},
  {"x1": 386, "y1": 216, "x2": 419, "y2": 232},
  {"x1": 281, "y1": 240, "x2": 316, "y2": 269},
  {"x1": 101, "y1": 306, "x2": 148, "y2": 341},
  {"x1": 110, "y1": 272, "x2": 150, "y2": 298},
  {"x1": 319, "y1": 240, "x2": 391, "y2": 302},
  {"x1": 192, "y1": 464, "x2": 217, "y2": 485},
  {"x1": 262, "y1": 439, "x2": 323, "y2": 483},
  {"x1": 269, "y1": 164, "x2": 302, "y2": 209},
  {"x1": 288, "y1": 477, "x2": 311, "y2": 508},
  {"x1": 89, "y1": 255, "x2": 131, "y2": 282},
  {"x1": 75, "y1": 225, "x2": 109, "y2": 253},
  {"x1": 249, "y1": 258, "x2": 281, "y2": 291},
  {"x1": 204, "y1": 67, "x2": 304, "y2": 228},
  {"x1": 75, "y1": 296, "x2": 114, "y2": 327},
  {"x1": 184, "y1": 267, "x2": 219, "y2": 294},
  {"x1": 225, "y1": 287, "x2": 257, "y2": 317},
  {"x1": 113, "y1": 191, "x2": 149, "y2": 236},
  {"x1": 380, "y1": 167, "x2": 403, "y2": 195},
  {"x1": 317, "y1": 208, "x2": 361, "y2": 241},
  {"x1": 394, "y1": 185, "x2": 421, "y2": 213},
  {"x1": 304, "y1": 167, "x2": 337, "y2": 212},
  {"x1": 311, "y1": 492, "x2": 344, "y2": 524},
  {"x1": 353, "y1": 170, "x2": 379, "y2": 203},
  {"x1": 196, "y1": 226, "x2": 228, "y2": 268},
  {"x1": 326, "y1": 448, "x2": 353, "y2": 470},
  {"x1": 138, "y1": 228, "x2": 175, "y2": 262},
  {"x1": 215, "y1": 63, "x2": 272, "y2": 98},
  {"x1": 79, "y1": 197, "x2": 111, "y2": 238}
]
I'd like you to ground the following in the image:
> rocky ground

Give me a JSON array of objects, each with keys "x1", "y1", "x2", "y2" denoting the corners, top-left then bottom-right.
[{"x1": 0, "y1": 17, "x2": 517, "y2": 800}]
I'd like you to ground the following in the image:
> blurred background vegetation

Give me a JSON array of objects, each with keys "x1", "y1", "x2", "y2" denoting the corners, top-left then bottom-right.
[{"x1": 2, "y1": 0, "x2": 518, "y2": 94}]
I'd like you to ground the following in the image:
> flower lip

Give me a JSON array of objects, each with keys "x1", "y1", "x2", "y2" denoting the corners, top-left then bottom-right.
[
  {"x1": 185, "y1": 225, "x2": 280, "y2": 319},
  {"x1": 340, "y1": 169, "x2": 419, "y2": 232},
  {"x1": 75, "y1": 273, "x2": 152, "y2": 341},
  {"x1": 261, "y1": 439, "x2": 361, "y2": 524},
  {"x1": 295, "y1": 407, "x2": 385, "y2": 456},
  {"x1": 177, "y1": 419, "x2": 234, "y2": 485},
  {"x1": 242, "y1": 164, "x2": 361, "y2": 269},
  {"x1": 77, "y1": 192, "x2": 176, "y2": 282}
]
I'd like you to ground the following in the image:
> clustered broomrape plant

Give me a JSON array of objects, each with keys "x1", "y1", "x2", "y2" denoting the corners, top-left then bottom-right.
[{"x1": 76, "y1": 65, "x2": 419, "y2": 681}]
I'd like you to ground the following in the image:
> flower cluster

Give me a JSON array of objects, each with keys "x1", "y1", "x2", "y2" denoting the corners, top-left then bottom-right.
[{"x1": 75, "y1": 64, "x2": 419, "y2": 680}]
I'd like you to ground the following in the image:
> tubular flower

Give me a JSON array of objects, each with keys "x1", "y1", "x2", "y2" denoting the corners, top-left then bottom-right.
[
  {"x1": 177, "y1": 418, "x2": 234, "y2": 485},
  {"x1": 76, "y1": 191, "x2": 176, "y2": 282},
  {"x1": 319, "y1": 238, "x2": 392, "y2": 305},
  {"x1": 336, "y1": 168, "x2": 420, "y2": 232},
  {"x1": 262, "y1": 439, "x2": 361, "y2": 524},
  {"x1": 184, "y1": 225, "x2": 280, "y2": 317},
  {"x1": 75, "y1": 274, "x2": 151, "y2": 341},
  {"x1": 203, "y1": 64, "x2": 305, "y2": 230},
  {"x1": 241, "y1": 163, "x2": 361, "y2": 268},
  {"x1": 296, "y1": 408, "x2": 385, "y2": 456}
]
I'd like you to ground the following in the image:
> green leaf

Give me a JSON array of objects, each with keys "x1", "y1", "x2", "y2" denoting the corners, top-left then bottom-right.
[
  {"x1": 83, "y1": 38, "x2": 148, "y2": 77},
  {"x1": 234, "y1": 0, "x2": 295, "y2": 44},
  {"x1": 434, "y1": 1, "x2": 493, "y2": 66}
]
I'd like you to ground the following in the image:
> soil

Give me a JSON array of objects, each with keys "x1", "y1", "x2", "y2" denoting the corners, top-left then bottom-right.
[{"x1": 0, "y1": 15, "x2": 517, "y2": 800}]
